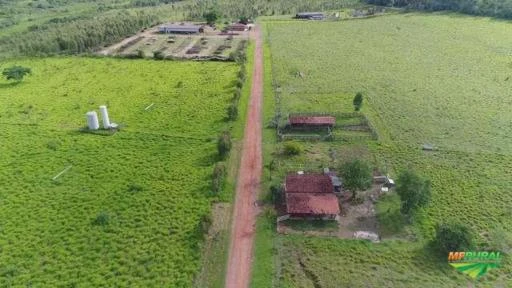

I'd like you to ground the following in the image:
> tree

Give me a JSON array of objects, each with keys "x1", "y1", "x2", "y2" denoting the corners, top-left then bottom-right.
[
  {"x1": 353, "y1": 92, "x2": 363, "y2": 111},
  {"x1": 203, "y1": 10, "x2": 219, "y2": 25},
  {"x1": 217, "y1": 131, "x2": 232, "y2": 159},
  {"x1": 2, "y1": 66, "x2": 31, "y2": 82},
  {"x1": 340, "y1": 160, "x2": 372, "y2": 199},
  {"x1": 396, "y1": 170, "x2": 431, "y2": 217},
  {"x1": 435, "y1": 222, "x2": 474, "y2": 254}
]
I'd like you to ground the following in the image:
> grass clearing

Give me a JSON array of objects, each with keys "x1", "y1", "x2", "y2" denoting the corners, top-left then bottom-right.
[
  {"x1": 0, "y1": 57, "x2": 237, "y2": 287},
  {"x1": 259, "y1": 12, "x2": 512, "y2": 287}
]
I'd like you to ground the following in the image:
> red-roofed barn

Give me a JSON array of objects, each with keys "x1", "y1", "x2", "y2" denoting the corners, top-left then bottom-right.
[{"x1": 284, "y1": 174, "x2": 340, "y2": 219}]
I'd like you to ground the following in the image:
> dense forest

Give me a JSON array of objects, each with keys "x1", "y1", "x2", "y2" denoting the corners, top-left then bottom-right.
[{"x1": 365, "y1": 0, "x2": 512, "y2": 18}]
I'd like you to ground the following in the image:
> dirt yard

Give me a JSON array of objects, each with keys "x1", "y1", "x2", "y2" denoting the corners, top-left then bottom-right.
[{"x1": 98, "y1": 22, "x2": 249, "y2": 60}]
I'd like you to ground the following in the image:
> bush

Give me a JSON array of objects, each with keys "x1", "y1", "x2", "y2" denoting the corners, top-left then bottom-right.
[
  {"x1": 227, "y1": 103, "x2": 238, "y2": 121},
  {"x1": 137, "y1": 50, "x2": 145, "y2": 58},
  {"x1": 233, "y1": 88, "x2": 242, "y2": 100},
  {"x1": 283, "y1": 141, "x2": 302, "y2": 156},
  {"x1": 235, "y1": 78, "x2": 244, "y2": 89},
  {"x1": 353, "y1": 92, "x2": 363, "y2": 111},
  {"x1": 217, "y1": 131, "x2": 232, "y2": 159},
  {"x1": 153, "y1": 50, "x2": 165, "y2": 60},
  {"x1": 46, "y1": 140, "x2": 60, "y2": 151},
  {"x1": 92, "y1": 212, "x2": 110, "y2": 226},
  {"x1": 396, "y1": 170, "x2": 431, "y2": 217},
  {"x1": 212, "y1": 162, "x2": 226, "y2": 194},
  {"x1": 128, "y1": 183, "x2": 144, "y2": 193},
  {"x1": 269, "y1": 184, "x2": 283, "y2": 204},
  {"x1": 435, "y1": 222, "x2": 474, "y2": 254}
]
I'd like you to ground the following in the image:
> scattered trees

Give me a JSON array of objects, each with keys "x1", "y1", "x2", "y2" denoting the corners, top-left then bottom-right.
[
  {"x1": 396, "y1": 170, "x2": 431, "y2": 217},
  {"x1": 340, "y1": 159, "x2": 372, "y2": 200},
  {"x1": 434, "y1": 222, "x2": 474, "y2": 254},
  {"x1": 353, "y1": 92, "x2": 363, "y2": 111},
  {"x1": 2, "y1": 66, "x2": 31, "y2": 82}
]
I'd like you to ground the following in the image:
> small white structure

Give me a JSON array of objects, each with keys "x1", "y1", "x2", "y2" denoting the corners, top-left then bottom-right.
[
  {"x1": 86, "y1": 111, "x2": 99, "y2": 130},
  {"x1": 354, "y1": 231, "x2": 380, "y2": 243},
  {"x1": 99, "y1": 105, "x2": 111, "y2": 129}
]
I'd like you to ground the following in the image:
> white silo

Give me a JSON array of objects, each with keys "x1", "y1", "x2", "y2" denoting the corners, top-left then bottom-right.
[
  {"x1": 86, "y1": 111, "x2": 99, "y2": 130},
  {"x1": 99, "y1": 105, "x2": 111, "y2": 129}
]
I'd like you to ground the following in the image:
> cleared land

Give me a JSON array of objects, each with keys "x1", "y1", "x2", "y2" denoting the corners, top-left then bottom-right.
[
  {"x1": 256, "y1": 12, "x2": 512, "y2": 287},
  {"x1": 99, "y1": 24, "x2": 249, "y2": 60},
  {"x1": 0, "y1": 58, "x2": 237, "y2": 287}
]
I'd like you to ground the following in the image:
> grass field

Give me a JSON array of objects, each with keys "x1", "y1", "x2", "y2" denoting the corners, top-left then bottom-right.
[
  {"x1": 0, "y1": 57, "x2": 237, "y2": 287},
  {"x1": 257, "y1": 12, "x2": 512, "y2": 287}
]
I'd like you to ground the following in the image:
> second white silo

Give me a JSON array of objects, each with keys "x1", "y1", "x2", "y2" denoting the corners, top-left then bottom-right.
[
  {"x1": 99, "y1": 105, "x2": 111, "y2": 129},
  {"x1": 86, "y1": 111, "x2": 99, "y2": 130}
]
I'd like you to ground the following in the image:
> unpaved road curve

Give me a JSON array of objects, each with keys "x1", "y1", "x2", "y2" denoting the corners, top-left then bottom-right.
[{"x1": 225, "y1": 26, "x2": 263, "y2": 288}]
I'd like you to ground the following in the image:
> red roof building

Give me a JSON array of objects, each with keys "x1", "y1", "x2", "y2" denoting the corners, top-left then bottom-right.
[
  {"x1": 284, "y1": 174, "x2": 340, "y2": 219},
  {"x1": 289, "y1": 115, "x2": 336, "y2": 127}
]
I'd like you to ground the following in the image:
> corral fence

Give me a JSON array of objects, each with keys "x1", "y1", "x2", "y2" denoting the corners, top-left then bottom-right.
[{"x1": 276, "y1": 112, "x2": 379, "y2": 142}]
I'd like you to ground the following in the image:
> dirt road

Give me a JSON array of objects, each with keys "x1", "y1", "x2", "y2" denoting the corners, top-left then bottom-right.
[{"x1": 225, "y1": 26, "x2": 263, "y2": 288}]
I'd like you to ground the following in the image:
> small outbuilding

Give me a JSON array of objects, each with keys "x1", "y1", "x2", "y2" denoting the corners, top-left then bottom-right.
[
  {"x1": 289, "y1": 115, "x2": 336, "y2": 128},
  {"x1": 295, "y1": 12, "x2": 325, "y2": 20},
  {"x1": 159, "y1": 24, "x2": 204, "y2": 34},
  {"x1": 284, "y1": 174, "x2": 340, "y2": 219}
]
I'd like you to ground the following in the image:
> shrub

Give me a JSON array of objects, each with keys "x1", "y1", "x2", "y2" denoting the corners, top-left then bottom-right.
[
  {"x1": 283, "y1": 141, "x2": 302, "y2": 156},
  {"x1": 353, "y1": 92, "x2": 363, "y2": 111},
  {"x1": 269, "y1": 184, "x2": 283, "y2": 204},
  {"x1": 2, "y1": 66, "x2": 31, "y2": 82},
  {"x1": 127, "y1": 183, "x2": 144, "y2": 193},
  {"x1": 46, "y1": 140, "x2": 60, "y2": 151},
  {"x1": 153, "y1": 51, "x2": 165, "y2": 60},
  {"x1": 212, "y1": 162, "x2": 226, "y2": 194},
  {"x1": 227, "y1": 103, "x2": 238, "y2": 121},
  {"x1": 235, "y1": 78, "x2": 244, "y2": 89},
  {"x1": 92, "y1": 212, "x2": 110, "y2": 226},
  {"x1": 434, "y1": 222, "x2": 474, "y2": 254},
  {"x1": 217, "y1": 131, "x2": 232, "y2": 159},
  {"x1": 137, "y1": 50, "x2": 145, "y2": 58}
]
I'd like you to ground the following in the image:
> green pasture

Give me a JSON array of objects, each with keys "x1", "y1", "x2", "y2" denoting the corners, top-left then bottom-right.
[
  {"x1": 257, "y1": 12, "x2": 512, "y2": 287},
  {"x1": 0, "y1": 58, "x2": 237, "y2": 287}
]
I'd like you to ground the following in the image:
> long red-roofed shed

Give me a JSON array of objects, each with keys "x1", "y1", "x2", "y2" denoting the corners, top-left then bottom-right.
[
  {"x1": 284, "y1": 174, "x2": 339, "y2": 219},
  {"x1": 289, "y1": 115, "x2": 335, "y2": 127}
]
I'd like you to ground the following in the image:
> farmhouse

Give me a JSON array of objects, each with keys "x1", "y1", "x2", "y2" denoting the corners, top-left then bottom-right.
[
  {"x1": 227, "y1": 23, "x2": 249, "y2": 32},
  {"x1": 289, "y1": 115, "x2": 336, "y2": 128},
  {"x1": 295, "y1": 12, "x2": 325, "y2": 20},
  {"x1": 158, "y1": 24, "x2": 204, "y2": 34},
  {"x1": 284, "y1": 174, "x2": 340, "y2": 219}
]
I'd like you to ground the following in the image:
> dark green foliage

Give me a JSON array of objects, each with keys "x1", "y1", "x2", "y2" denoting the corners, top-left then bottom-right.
[
  {"x1": 137, "y1": 49, "x2": 145, "y2": 58},
  {"x1": 235, "y1": 78, "x2": 244, "y2": 89},
  {"x1": 2, "y1": 66, "x2": 31, "y2": 82},
  {"x1": 153, "y1": 50, "x2": 165, "y2": 60},
  {"x1": 353, "y1": 92, "x2": 363, "y2": 111},
  {"x1": 434, "y1": 222, "x2": 474, "y2": 254},
  {"x1": 203, "y1": 10, "x2": 219, "y2": 25},
  {"x1": 269, "y1": 184, "x2": 283, "y2": 204},
  {"x1": 233, "y1": 88, "x2": 242, "y2": 101},
  {"x1": 396, "y1": 170, "x2": 431, "y2": 216},
  {"x1": 0, "y1": 10, "x2": 159, "y2": 56},
  {"x1": 239, "y1": 16, "x2": 250, "y2": 24},
  {"x1": 92, "y1": 212, "x2": 110, "y2": 226},
  {"x1": 127, "y1": 183, "x2": 144, "y2": 193},
  {"x1": 212, "y1": 162, "x2": 226, "y2": 194},
  {"x1": 283, "y1": 141, "x2": 302, "y2": 156},
  {"x1": 340, "y1": 159, "x2": 372, "y2": 199},
  {"x1": 217, "y1": 131, "x2": 232, "y2": 159},
  {"x1": 227, "y1": 103, "x2": 238, "y2": 120}
]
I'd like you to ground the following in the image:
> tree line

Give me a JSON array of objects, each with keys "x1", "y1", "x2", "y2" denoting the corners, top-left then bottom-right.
[
  {"x1": 365, "y1": 0, "x2": 512, "y2": 19},
  {"x1": 0, "y1": 10, "x2": 159, "y2": 56}
]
